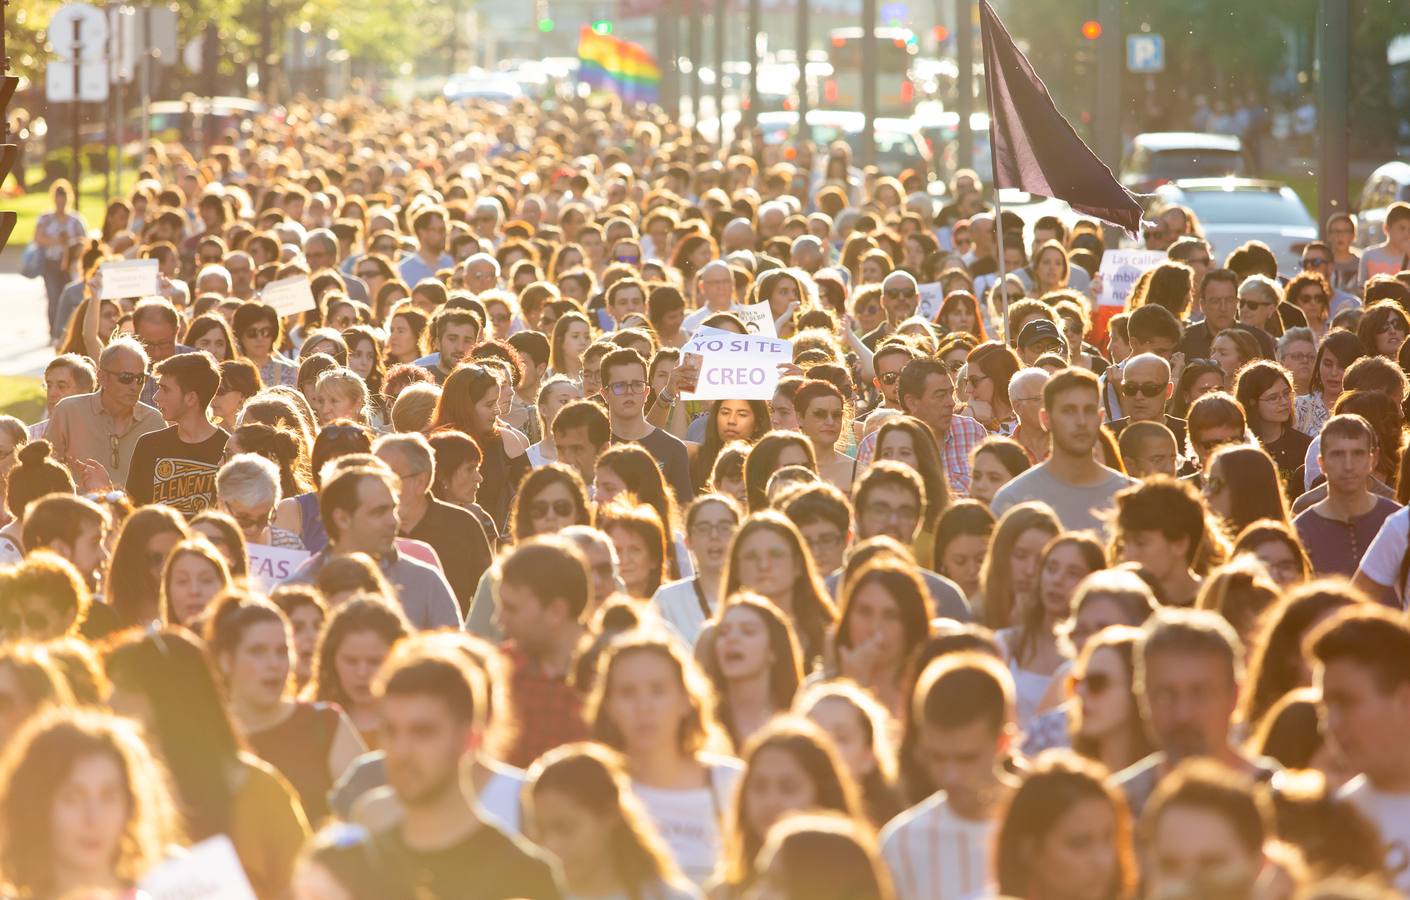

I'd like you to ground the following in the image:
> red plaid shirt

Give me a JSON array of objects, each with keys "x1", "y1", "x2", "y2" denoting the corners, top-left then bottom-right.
[
  {"x1": 941, "y1": 415, "x2": 989, "y2": 495},
  {"x1": 501, "y1": 643, "x2": 587, "y2": 768}
]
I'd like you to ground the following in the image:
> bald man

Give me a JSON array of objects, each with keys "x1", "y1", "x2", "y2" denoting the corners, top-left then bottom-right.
[
  {"x1": 790, "y1": 235, "x2": 825, "y2": 274},
  {"x1": 683, "y1": 260, "x2": 736, "y2": 334},
  {"x1": 1008, "y1": 367, "x2": 1051, "y2": 462},
  {"x1": 1106, "y1": 352, "x2": 1187, "y2": 449}
]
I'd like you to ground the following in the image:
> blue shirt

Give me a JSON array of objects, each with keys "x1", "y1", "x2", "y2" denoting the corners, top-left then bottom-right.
[{"x1": 397, "y1": 252, "x2": 453, "y2": 287}]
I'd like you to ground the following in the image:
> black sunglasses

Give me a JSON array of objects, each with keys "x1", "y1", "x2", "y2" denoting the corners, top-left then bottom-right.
[{"x1": 1120, "y1": 382, "x2": 1165, "y2": 399}]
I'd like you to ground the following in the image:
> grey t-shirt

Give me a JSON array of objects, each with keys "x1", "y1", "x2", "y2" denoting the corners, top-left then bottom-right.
[{"x1": 990, "y1": 463, "x2": 1136, "y2": 535}]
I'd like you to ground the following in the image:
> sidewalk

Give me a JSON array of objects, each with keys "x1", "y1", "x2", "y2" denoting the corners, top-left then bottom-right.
[{"x1": 0, "y1": 248, "x2": 58, "y2": 378}]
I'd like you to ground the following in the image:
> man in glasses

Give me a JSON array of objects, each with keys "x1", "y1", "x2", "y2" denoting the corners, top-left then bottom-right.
[
  {"x1": 862, "y1": 272, "x2": 921, "y2": 350},
  {"x1": 1178, "y1": 269, "x2": 1274, "y2": 362},
  {"x1": 374, "y1": 432, "x2": 491, "y2": 615},
  {"x1": 682, "y1": 261, "x2": 737, "y2": 334},
  {"x1": 1007, "y1": 366, "x2": 1050, "y2": 462},
  {"x1": 1106, "y1": 352, "x2": 1187, "y2": 450},
  {"x1": 47, "y1": 338, "x2": 164, "y2": 489},
  {"x1": 1015, "y1": 318, "x2": 1067, "y2": 367},
  {"x1": 494, "y1": 537, "x2": 591, "y2": 767},
  {"x1": 127, "y1": 351, "x2": 228, "y2": 516},
  {"x1": 599, "y1": 347, "x2": 693, "y2": 504},
  {"x1": 864, "y1": 342, "x2": 921, "y2": 435}
]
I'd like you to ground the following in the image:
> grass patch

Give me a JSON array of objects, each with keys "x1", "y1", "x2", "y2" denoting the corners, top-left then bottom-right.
[
  {"x1": 0, "y1": 376, "x2": 45, "y2": 424},
  {"x1": 7, "y1": 171, "x2": 137, "y2": 248}
]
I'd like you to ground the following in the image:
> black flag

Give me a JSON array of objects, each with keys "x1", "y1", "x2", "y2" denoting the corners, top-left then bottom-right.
[{"x1": 979, "y1": 0, "x2": 1145, "y2": 234}]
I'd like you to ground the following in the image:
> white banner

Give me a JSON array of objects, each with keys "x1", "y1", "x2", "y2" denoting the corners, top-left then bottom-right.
[
  {"x1": 98, "y1": 258, "x2": 158, "y2": 299},
  {"x1": 140, "y1": 835, "x2": 258, "y2": 900},
  {"x1": 679, "y1": 332, "x2": 793, "y2": 401},
  {"x1": 261, "y1": 275, "x2": 318, "y2": 317},
  {"x1": 917, "y1": 282, "x2": 944, "y2": 320},
  {"x1": 1098, "y1": 249, "x2": 1168, "y2": 308},
  {"x1": 732, "y1": 300, "x2": 778, "y2": 337},
  {"x1": 247, "y1": 543, "x2": 310, "y2": 590}
]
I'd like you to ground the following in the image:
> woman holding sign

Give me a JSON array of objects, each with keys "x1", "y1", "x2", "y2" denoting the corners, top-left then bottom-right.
[{"x1": 689, "y1": 399, "x2": 771, "y2": 494}]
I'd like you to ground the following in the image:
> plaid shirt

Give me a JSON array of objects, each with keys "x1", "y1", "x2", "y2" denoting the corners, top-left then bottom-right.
[
  {"x1": 941, "y1": 415, "x2": 988, "y2": 496},
  {"x1": 501, "y1": 643, "x2": 587, "y2": 768}
]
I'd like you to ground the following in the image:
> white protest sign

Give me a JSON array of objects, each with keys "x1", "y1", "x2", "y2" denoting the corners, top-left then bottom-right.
[
  {"x1": 1098, "y1": 249, "x2": 1167, "y2": 308},
  {"x1": 917, "y1": 282, "x2": 944, "y2": 320},
  {"x1": 680, "y1": 332, "x2": 792, "y2": 401},
  {"x1": 139, "y1": 834, "x2": 258, "y2": 900},
  {"x1": 247, "y1": 543, "x2": 311, "y2": 590},
  {"x1": 98, "y1": 258, "x2": 159, "y2": 299},
  {"x1": 732, "y1": 300, "x2": 778, "y2": 337},
  {"x1": 261, "y1": 275, "x2": 318, "y2": 317}
]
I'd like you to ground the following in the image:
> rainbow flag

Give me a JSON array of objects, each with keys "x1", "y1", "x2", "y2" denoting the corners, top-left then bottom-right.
[{"x1": 577, "y1": 25, "x2": 661, "y2": 104}]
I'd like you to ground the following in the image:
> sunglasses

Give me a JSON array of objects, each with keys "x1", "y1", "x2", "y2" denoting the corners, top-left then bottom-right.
[
  {"x1": 608, "y1": 380, "x2": 647, "y2": 396},
  {"x1": 1120, "y1": 381, "x2": 1165, "y2": 399},
  {"x1": 884, "y1": 288, "x2": 917, "y2": 300},
  {"x1": 529, "y1": 499, "x2": 577, "y2": 519},
  {"x1": 103, "y1": 368, "x2": 147, "y2": 386},
  {"x1": 615, "y1": 255, "x2": 641, "y2": 265},
  {"x1": 879, "y1": 371, "x2": 901, "y2": 385},
  {"x1": 357, "y1": 269, "x2": 381, "y2": 279},
  {"x1": 1238, "y1": 298, "x2": 1273, "y2": 311},
  {"x1": 244, "y1": 326, "x2": 275, "y2": 340}
]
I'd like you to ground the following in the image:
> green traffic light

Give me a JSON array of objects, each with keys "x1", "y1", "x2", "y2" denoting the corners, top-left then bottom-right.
[
  {"x1": 591, "y1": 19, "x2": 613, "y2": 35},
  {"x1": 538, "y1": 17, "x2": 555, "y2": 32}
]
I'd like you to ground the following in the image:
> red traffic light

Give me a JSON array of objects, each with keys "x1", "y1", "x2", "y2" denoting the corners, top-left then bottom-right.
[
  {"x1": 932, "y1": 25, "x2": 950, "y2": 42},
  {"x1": 1081, "y1": 20, "x2": 1102, "y2": 40}
]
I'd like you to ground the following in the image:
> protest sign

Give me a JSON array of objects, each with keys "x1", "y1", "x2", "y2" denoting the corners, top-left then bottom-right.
[
  {"x1": 98, "y1": 258, "x2": 159, "y2": 299},
  {"x1": 247, "y1": 543, "x2": 310, "y2": 590},
  {"x1": 917, "y1": 282, "x2": 944, "y2": 320},
  {"x1": 261, "y1": 275, "x2": 318, "y2": 316},
  {"x1": 1098, "y1": 249, "x2": 1167, "y2": 308},
  {"x1": 140, "y1": 835, "x2": 258, "y2": 900},
  {"x1": 733, "y1": 300, "x2": 778, "y2": 337},
  {"x1": 680, "y1": 332, "x2": 792, "y2": 401}
]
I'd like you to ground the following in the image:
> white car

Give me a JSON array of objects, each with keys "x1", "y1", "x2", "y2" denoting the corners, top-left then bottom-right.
[
  {"x1": 1355, "y1": 161, "x2": 1410, "y2": 249},
  {"x1": 1153, "y1": 178, "x2": 1316, "y2": 277},
  {"x1": 1122, "y1": 132, "x2": 1245, "y2": 195}
]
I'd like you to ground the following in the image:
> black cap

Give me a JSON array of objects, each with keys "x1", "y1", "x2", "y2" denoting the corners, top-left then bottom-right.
[{"x1": 1017, "y1": 318, "x2": 1064, "y2": 349}]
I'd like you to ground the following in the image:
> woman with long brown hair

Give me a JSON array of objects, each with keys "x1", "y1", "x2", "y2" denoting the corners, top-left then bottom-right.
[
  {"x1": 431, "y1": 362, "x2": 530, "y2": 533},
  {"x1": 721, "y1": 511, "x2": 837, "y2": 667}
]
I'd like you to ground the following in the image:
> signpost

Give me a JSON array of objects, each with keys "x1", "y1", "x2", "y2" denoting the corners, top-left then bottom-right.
[
  {"x1": 1126, "y1": 33, "x2": 1165, "y2": 73},
  {"x1": 47, "y1": 2, "x2": 110, "y2": 206}
]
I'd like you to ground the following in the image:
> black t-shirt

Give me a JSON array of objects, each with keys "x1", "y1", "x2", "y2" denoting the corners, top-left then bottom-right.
[
  {"x1": 1180, "y1": 321, "x2": 1276, "y2": 361},
  {"x1": 126, "y1": 424, "x2": 229, "y2": 515},
  {"x1": 405, "y1": 497, "x2": 492, "y2": 615},
  {"x1": 617, "y1": 426, "x2": 695, "y2": 506},
  {"x1": 372, "y1": 820, "x2": 562, "y2": 900}
]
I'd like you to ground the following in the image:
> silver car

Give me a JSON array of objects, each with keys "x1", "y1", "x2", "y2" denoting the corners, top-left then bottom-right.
[
  {"x1": 1153, "y1": 178, "x2": 1317, "y2": 277},
  {"x1": 1355, "y1": 161, "x2": 1410, "y2": 249}
]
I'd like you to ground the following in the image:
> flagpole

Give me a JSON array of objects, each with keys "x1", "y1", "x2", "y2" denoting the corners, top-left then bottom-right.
[{"x1": 993, "y1": 190, "x2": 1009, "y2": 346}]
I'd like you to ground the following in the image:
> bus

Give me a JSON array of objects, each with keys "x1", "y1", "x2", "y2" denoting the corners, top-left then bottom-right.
[{"x1": 822, "y1": 27, "x2": 918, "y2": 117}]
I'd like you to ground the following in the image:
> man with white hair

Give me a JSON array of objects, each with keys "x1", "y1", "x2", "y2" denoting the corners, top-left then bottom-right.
[
  {"x1": 48, "y1": 337, "x2": 164, "y2": 488},
  {"x1": 682, "y1": 260, "x2": 736, "y2": 333},
  {"x1": 216, "y1": 453, "x2": 304, "y2": 549},
  {"x1": 472, "y1": 198, "x2": 502, "y2": 245},
  {"x1": 195, "y1": 264, "x2": 233, "y2": 297},
  {"x1": 461, "y1": 252, "x2": 501, "y2": 296},
  {"x1": 1008, "y1": 367, "x2": 1051, "y2": 462},
  {"x1": 789, "y1": 235, "x2": 825, "y2": 274},
  {"x1": 1106, "y1": 352, "x2": 1187, "y2": 449},
  {"x1": 560, "y1": 525, "x2": 624, "y2": 609},
  {"x1": 757, "y1": 201, "x2": 788, "y2": 241},
  {"x1": 864, "y1": 270, "x2": 921, "y2": 349}
]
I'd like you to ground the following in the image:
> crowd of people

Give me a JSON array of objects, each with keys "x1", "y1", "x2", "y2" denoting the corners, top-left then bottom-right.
[{"x1": 7, "y1": 91, "x2": 1410, "y2": 900}]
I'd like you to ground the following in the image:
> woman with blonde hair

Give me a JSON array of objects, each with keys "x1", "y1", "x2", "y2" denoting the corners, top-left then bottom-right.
[
  {"x1": 524, "y1": 742, "x2": 698, "y2": 900},
  {"x1": 587, "y1": 630, "x2": 742, "y2": 886},
  {"x1": 311, "y1": 367, "x2": 371, "y2": 427},
  {"x1": 0, "y1": 709, "x2": 182, "y2": 899}
]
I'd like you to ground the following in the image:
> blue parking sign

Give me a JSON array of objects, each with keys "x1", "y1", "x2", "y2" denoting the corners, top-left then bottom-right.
[{"x1": 1126, "y1": 34, "x2": 1164, "y2": 73}]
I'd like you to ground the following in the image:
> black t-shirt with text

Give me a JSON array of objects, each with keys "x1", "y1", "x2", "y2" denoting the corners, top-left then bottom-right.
[
  {"x1": 371, "y1": 820, "x2": 562, "y2": 900},
  {"x1": 126, "y1": 425, "x2": 229, "y2": 515}
]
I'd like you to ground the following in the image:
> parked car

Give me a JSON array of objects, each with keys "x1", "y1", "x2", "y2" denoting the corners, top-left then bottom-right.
[
  {"x1": 1122, "y1": 132, "x2": 1245, "y2": 195},
  {"x1": 1355, "y1": 161, "x2": 1410, "y2": 248},
  {"x1": 443, "y1": 72, "x2": 524, "y2": 103},
  {"x1": 1153, "y1": 178, "x2": 1316, "y2": 277}
]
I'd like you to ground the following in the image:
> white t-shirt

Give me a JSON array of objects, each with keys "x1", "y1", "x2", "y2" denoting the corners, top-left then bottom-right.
[
  {"x1": 630, "y1": 758, "x2": 742, "y2": 886},
  {"x1": 649, "y1": 577, "x2": 716, "y2": 647},
  {"x1": 1355, "y1": 506, "x2": 1410, "y2": 607},
  {"x1": 880, "y1": 793, "x2": 995, "y2": 900},
  {"x1": 477, "y1": 762, "x2": 525, "y2": 834},
  {"x1": 1340, "y1": 775, "x2": 1410, "y2": 892}
]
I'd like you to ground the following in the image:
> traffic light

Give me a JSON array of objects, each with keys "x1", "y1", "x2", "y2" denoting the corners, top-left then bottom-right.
[
  {"x1": 537, "y1": 18, "x2": 555, "y2": 32},
  {"x1": 0, "y1": 68, "x2": 16, "y2": 252},
  {"x1": 591, "y1": 18, "x2": 613, "y2": 35},
  {"x1": 932, "y1": 24, "x2": 950, "y2": 43},
  {"x1": 1081, "y1": 20, "x2": 1102, "y2": 40}
]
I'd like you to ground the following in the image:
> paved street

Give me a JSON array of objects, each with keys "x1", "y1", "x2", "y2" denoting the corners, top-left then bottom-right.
[{"x1": 0, "y1": 251, "x2": 57, "y2": 378}]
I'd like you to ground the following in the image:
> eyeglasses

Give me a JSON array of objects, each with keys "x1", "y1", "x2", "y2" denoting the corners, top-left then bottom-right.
[
  {"x1": 1238, "y1": 298, "x2": 1274, "y2": 311},
  {"x1": 228, "y1": 508, "x2": 274, "y2": 531},
  {"x1": 965, "y1": 373, "x2": 990, "y2": 390},
  {"x1": 244, "y1": 326, "x2": 275, "y2": 340},
  {"x1": 615, "y1": 255, "x2": 641, "y2": 265},
  {"x1": 805, "y1": 532, "x2": 846, "y2": 553},
  {"x1": 529, "y1": 499, "x2": 576, "y2": 520},
  {"x1": 883, "y1": 287, "x2": 917, "y2": 300},
  {"x1": 1302, "y1": 257, "x2": 1329, "y2": 269},
  {"x1": 1281, "y1": 352, "x2": 1315, "y2": 365},
  {"x1": 356, "y1": 268, "x2": 381, "y2": 279},
  {"x1": 608, "y1": 380, "x2": 647, "y2": 396},
  {"x1": 690, "y1": 521, "x2": 737, "y2": 539},
  {"x1": 102, "y1": 368, "x2": 147, "y2": 386},
  {"x1": 1259, "y1": 389, "x2": 1292, "y2": 405},
  {"x1": 1120, "y1": 381, "x2": 1166, "y2": 399},
  {"x1": 878, "y1": 371, "x2": 901, "y2": 385},
  {"x1": 1298, "y1": 292, "x2": 1328, "y2": 304}
]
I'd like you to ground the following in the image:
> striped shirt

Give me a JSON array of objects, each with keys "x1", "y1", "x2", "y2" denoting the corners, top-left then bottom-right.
[{"x1": 880, "y1": 793, "x2": 994, "y2": 900}]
